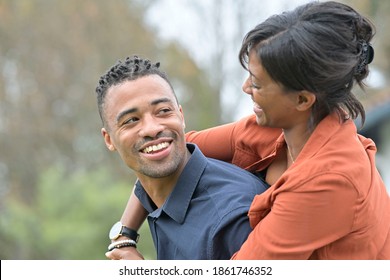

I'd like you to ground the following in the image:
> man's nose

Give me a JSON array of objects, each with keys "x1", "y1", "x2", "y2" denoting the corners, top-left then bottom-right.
[{"x1": 138, "y1": 115, "x2": 164, "y2": 138}]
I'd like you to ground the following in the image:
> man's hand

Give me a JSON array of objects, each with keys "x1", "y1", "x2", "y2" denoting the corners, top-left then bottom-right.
[{"x1": 105, "y1": 246, "x2": 145, "y2": 260}]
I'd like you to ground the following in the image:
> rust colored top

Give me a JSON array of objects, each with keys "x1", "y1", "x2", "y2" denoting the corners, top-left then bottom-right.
[{"x1": 186, "y1": 113, "x2": 390, "y2": 259}]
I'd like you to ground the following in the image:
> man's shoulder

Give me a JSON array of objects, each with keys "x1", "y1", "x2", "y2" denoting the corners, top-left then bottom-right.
[
  {"x1": 201, "y1": 157, "x2": 268, "y2": 193},
  {"x1": 206, "y1": 156, "x2": 258, "y2": 177},
  {"x1": 193, "y1": 158, "x2": 263, "y2": 223},
  {"x1": 187, "y1": 142, "x2": 268, "y2": 192}
]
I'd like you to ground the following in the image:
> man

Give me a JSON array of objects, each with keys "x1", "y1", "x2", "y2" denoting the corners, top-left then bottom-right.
[{"x1": 96, "y1": 55, "x2": 268, "y2": 259}]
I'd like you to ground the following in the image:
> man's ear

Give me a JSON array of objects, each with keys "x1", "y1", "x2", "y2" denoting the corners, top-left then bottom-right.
[
  {"x1": 296, "y1": 90, "x2": 316, "y2": 111},
  {"x1": 101, "y1": 128, "x2": 116, "y2": 151},
  {"x1": 179, "y1": 105, "x2": 186, "y2": 130}
]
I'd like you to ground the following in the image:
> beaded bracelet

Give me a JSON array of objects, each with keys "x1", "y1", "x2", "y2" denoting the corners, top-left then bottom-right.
[{"x1": 108, "y1": 239, "x2": 137, "y2": 252}]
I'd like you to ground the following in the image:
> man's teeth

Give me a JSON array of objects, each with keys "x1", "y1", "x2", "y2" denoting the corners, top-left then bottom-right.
[{"x1": 142, "y1": 142, "x2": 169, "y2": 154}]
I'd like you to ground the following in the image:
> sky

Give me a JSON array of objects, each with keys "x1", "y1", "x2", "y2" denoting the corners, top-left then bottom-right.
[
  {"x1": 142, "y1": 0, "x2": 317, "y2": 119},
  {"x1": 141, "y1": 0, "x2": 385, "y2": 120}
]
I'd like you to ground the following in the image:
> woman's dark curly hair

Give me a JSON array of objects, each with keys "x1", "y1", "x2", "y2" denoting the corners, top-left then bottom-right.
[{"x1": 239, "y1": 1, "x2": 375, "y2": 128}]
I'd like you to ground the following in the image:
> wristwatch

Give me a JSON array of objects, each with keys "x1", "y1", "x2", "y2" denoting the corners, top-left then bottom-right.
[{"x1": 109, "y1": 221, "x2": 139, "y2": 242}]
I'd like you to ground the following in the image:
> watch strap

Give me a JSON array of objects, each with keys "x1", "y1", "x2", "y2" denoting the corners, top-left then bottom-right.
[{"x1": 121, "y1": 226, "x2": 140, "y2": 243}]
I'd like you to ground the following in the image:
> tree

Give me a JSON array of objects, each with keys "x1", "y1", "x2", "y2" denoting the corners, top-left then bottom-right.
[{"x1": 0, "y1": 0, "x2": 214, "y2": 259}]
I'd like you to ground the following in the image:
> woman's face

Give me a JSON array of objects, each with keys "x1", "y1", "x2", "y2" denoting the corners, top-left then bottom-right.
[{"x1": 242, "y1": 50, "x2": 300, "y2": 129}]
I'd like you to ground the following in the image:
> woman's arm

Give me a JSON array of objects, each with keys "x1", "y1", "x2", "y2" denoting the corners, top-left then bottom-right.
[
  {"x1": 114, "y1": 118, "x2": 242, "y2": 234},
  {"x1": 108, "y1": 115, "x2": 279, "y2": 260},
  {"x1": 106, "y1": 120, "x2": 241, "y2": 260},
  {"x1": 187, "y1": 115, "x2": 281, "y2": 171},
  {"x1": 120, "y1": 187, "x2": 148, "y2": 230},
  {"x1": 186, "y1": 121, "x2": 238, "y2": 162},
  {"x1": 106, "y1": 187, "x2": 148, "y2": 260}
]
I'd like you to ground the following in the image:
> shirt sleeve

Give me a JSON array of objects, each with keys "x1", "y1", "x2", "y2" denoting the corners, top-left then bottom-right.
[
  {"x1": 209, "y1": 206, "x2": 253, "y2": 259},
  {"x1": 232, "y1": 174, "x2": 358, "y2": 259}
]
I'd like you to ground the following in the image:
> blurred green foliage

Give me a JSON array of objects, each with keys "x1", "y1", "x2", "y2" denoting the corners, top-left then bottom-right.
[
  {"x1": 0, "y1": 166, "x2": 156, "y2": 259},
  {"x1": 0, "y1": 0, "x2": 213, "y2": 260},
  {"x1": 1, "y1": 0, "x2": 389, "y2": 261}
]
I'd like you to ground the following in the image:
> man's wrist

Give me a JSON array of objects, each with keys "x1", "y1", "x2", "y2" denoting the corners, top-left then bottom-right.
[
  {"x1": 108, "y1": 239, "x2": 137, "y2": 251},
  {"x1": 109, "y1": 221, "x2": 140, "y2": 242},
  {"x1": 111, "y1": 235, "x2": 130, "y2": 243}
]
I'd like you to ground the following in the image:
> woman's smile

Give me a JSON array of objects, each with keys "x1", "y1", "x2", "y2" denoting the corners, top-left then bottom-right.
[{"x1": 253, "y1": 101, "x2": 263, "y2": 116}]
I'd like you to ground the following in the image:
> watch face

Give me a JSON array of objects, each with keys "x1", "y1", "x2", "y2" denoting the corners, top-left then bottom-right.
[{"x1": 109, "y1": 221, "x2": 122, "y2": 240}]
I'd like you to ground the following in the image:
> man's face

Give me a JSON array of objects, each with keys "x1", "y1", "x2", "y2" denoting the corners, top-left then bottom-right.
[{"x1": 101, "y1": 75, "x2": 188, "y2": 180}]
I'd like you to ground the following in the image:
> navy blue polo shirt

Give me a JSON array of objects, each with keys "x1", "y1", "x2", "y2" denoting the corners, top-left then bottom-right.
[{"x1": 134, "y1": 143, "x2": 269, "y2": 260}]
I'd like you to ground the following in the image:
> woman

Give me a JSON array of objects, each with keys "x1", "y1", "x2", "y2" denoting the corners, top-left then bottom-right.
[{"x1": 109, "y1": 1, "x2": 390, "y2": 259}]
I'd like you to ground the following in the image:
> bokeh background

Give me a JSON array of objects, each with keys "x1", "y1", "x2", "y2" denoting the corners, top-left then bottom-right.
[{"x1": 1, "y1": 0, "x2": 389, "y2": 259}]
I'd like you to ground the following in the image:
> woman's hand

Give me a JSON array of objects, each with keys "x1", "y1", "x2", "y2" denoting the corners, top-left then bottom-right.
[{"x1": 105, "y1": 246, "x2": 145, "y2": 260}]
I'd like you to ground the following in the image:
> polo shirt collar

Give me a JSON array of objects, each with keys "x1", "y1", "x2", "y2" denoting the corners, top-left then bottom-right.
[{"x1": 135, "y1": 143, "x2": 207, "y2": 224}]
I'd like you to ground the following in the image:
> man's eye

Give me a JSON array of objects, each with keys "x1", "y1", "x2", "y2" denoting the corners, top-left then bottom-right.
[
  {"x1": 159, "y1": 108, "x2": 172, "y2": 114},
  {"x1": 123, "y1": 117, "x2": 138, "y2": 125}
]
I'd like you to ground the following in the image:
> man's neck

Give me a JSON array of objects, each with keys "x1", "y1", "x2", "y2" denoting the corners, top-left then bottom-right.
[
  {"x1": 138, "y1": 176, "x2": 177, "y2": 208},
  {"x1": 137, "y1": 149, "x2": 191, "y2": 208}
]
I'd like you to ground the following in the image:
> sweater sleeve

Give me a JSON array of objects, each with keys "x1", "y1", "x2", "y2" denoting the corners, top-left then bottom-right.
[
  {"x1": 185, "y1": 118, "x2": 246, "y2": 163},
  {"x1": 185, "y1": 115, "x2": 281, "y2": 168}
]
